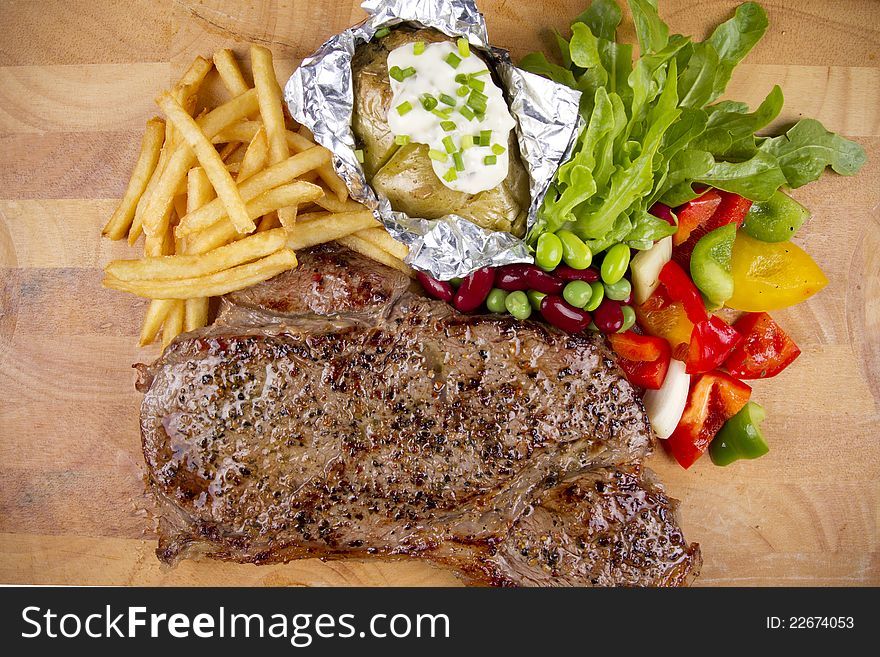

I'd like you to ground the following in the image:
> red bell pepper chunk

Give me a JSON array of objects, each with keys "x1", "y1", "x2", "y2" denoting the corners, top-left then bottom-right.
[
  {"x1": 686, "y1": 315, "x2": 743, "y2": 375},
  {"x1": 724, "y1": 312, "x2": 801, "y2": 379},
  {"x1": 664, "y1": 371, "x2": 752, "y2": 469},
  {"x1": 673, "y1": 190, "x2": 722, "y2": 246},
  {"x1": 607, "y1": 331, "x2": 671, "y2": 390},
  {"x1": 673, "y1": 191, "x2": 753, "y2": 268},
  {"x1": 658, "y1": 260, "x2": 708, "y2": 324}
]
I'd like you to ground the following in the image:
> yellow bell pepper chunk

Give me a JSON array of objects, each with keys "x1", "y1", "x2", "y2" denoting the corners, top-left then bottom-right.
[{"x1": 726, "y1": 232, "x2": 828, "y2": 311}]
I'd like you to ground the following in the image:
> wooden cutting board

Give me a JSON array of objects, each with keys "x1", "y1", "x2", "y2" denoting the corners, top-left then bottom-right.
[{"x1": 1, "y1": 0, "x2": 878, "y2": 586}]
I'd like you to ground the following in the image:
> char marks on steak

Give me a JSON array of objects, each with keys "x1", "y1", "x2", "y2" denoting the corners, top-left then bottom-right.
[{"x1": 137, "y1": 245, "x2": 700, "y2": 585}]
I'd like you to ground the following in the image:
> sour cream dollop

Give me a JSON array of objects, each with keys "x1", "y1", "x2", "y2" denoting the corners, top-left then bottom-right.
[{"x1": 386, "y1": 39, "x2": 516, "y2": 195}]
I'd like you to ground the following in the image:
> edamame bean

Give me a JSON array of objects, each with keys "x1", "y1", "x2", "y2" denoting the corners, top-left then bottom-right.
[
  {"x1": 556, "y1": 230, "x2": 592, "y2": 270},
  {"x1": 562, "y1": 280, "x2": 592, "y2": 308},
  {"x1": 600, "y1": 243, "x2": 630, "y2": 285},
  {"x1": 535, "y1": 233, "x2": 563, "y2": 271},
  {"x1": 584, "y1": 281, "x2": 605, "y2": 311},
  {"x1": 618, "y1": 304, "x2": 636, "y2": 332},
  {"x1": 604, "y1": 277, "x2": 631, "y2": 301},
  {"x1": 505, "y1": 290, "x2": 532, "y2": 320},
  {"x1": 485, "y1": 288, "x2": 509, "y2": 313},
  {"x1": 527, "y1": 290, "x2": 547, "y2": 311}
]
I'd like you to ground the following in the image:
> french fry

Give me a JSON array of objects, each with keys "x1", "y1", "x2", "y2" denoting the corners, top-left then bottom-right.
[
  {"x1": 106, "y1": 228, "x2": 288, "y2": 281},
  {"x1": 237, "y1": 126, "x2": 268, "y2": 183},
  {"x1": 257, "y1": 213, "x2": 281, "y2": 232},
  {"x1": 335, "y1": 234, "x2": 414, "y2": 277},
  {"x1": 185, "y1": 182, "x2": 323, "y2": 253},
  {"x1": 354, "y1": 227, "x2": 409, "y2": 261},
  {"x1": 141, "y1": 88, "x2": 259, "y2": 239},
  {"x1": 287, "y1": 210, "x2": 380, "y2": 250},
  {"x1": 130, "y1": 144, "x2": 169, "y2": 245},
  {"x1": 183, "y1": 167, "x2": 215, "y2": 332},
  {"x1": 175, "y1": 148, "x2": 329, "y2": 236},
  {"x1": 102, "y1": 118, "x2": 165, "y2": 240},
  {"x1": 287, "y1": 131, "x2": 348, "y2": 202},
  {"x1": 213, "y1": 48, "x2": 250, "y2": 96},
  {"x1": 104, "y1": 249, "x2": 299, "y2": 299},
  {"x1": 166, "y1": 56, "x2": 213, "y2": 148},
  {"x1": 218, "y1": 140, "x2": 241, "y2": 162},
  {"x1": 172, "y1": 194, "x2": 188, "y2": 224},
  {"x1": 157, "y1": 92, "x2": 255, "y2": 234},
  {"x1": 184, "y1": 297, "x2": 210, "y2": 332},
  {"x1": 162, "y1": 300, "x2": 185, "y2": 348},
  {"x1": 187, "y1": 167, "x2": 214, "y2": 211},
  {"x1": 251, "y1": 45, "x2": 297, "y2": 230},
  {"x1": 139, "y1": 298, "x2": 177, "y2": 346},
  {"x1": 315, "y1": 191, "x2": 365, "y2": 214}
]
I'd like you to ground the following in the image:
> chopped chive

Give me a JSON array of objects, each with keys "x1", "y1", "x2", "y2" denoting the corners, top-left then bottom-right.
[
  {"x1": 484, "y1": 155, "x2": 497, "y2": 165},
  {"x1": 492, "y1": 143, "x2": 506, "y2": 155},
  {"x1": 467, "y1": 77, "x2": 485, "y2": 93},
  {"x1": 472, "y1": 69, "x2": 491, "y2": 77},
  {"x1": 452, "y1": 151, "x2": 465, "y2": 171},
  {"x1": 354, "y1": 149, "x2": 364, "y2": 163},
  {"x1": 389, "y1": 66, "x2": 404, "y2": 82},
  {"x1": 374, "y1": 27, "x2": 390, "y2": 39},
  {"x1": 457, "y1": 38, "x2": 470, "y2": 57},
  {"x1": 458, "y1": 105, "x2": 475, "y2": 120},
  {"x1": 428, "y1": 148, "x2": 448, "y2": 162},
  {"x1": 431, "y1": 108, "x2": 452, "y2": 119},
  {"x1": 440, "y1": 120, "x2": 457, "y2": 132},
  {"x1": 442, "y1": 136, "x2": 456, "y2": 153},
  {"x1": 400, "y1": 66, "x2": 416, "y2": 79},
  {"x1": 413, "y1": 41, "x2": 426, "y2": 55},
  {"x1": 394, "y1": 134, "x2": 410, "y2": 145},
  {"x1": 396, "y1": 100, "x2": 413, "y2": 115},
  {"x1": 479, "y1": 129, "x2": 492, "y2": 146},
  {"x1": 443, "y1": 167, "x2": 458, "y2": 182},
  {"x1": 475, "y1": 111, "x2": 486, "y2": 122},
  {"x1": 461, "y1": 135, "x2": 474, "y2": 150},
  {"x1": 457, "y1": 85, "x2": 470, "y2": 97},
  {"x1": 439, "y1": 93, "x2": 457, "y2": 106},
  {"x1": 445, "y1": 52, "x2": 461, "y2": 69},
  {"x1": 421, "y1": 94, "x2": 438, "y2": 111},
  {"x1": 455, "y1": 73, "x2": 469, "y2": 84},
  {"x1": 467, "y1": 90, "x2": 488, "y2": 113}
]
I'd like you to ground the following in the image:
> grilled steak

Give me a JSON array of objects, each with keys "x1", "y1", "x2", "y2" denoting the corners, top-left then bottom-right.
[{"x1": 137, "y1": 245, "x2": 700, "y2": 585}]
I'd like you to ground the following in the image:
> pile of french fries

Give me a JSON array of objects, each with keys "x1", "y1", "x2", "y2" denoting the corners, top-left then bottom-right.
[{"x1": 102, "y1": 46, "x2": 411, "y2": 349}]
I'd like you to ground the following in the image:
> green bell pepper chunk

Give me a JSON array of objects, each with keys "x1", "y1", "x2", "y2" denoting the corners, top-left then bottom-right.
[
  {"x1": 690, "y1": 223, "x2": 736, "y2": 306},
  {"x1": 742, "y1": 190, "x2": 811, "y2": 243},
  {"x1": 709, "y1": 402, "x2": 770, "y2": 466}
]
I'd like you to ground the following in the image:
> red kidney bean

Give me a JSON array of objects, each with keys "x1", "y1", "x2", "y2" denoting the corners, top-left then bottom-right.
[
  {"x1": 495, "y1": 264, "x2": 564, "y2": 294},
  {"x1": 593, "y1": 298, "x2": 624, "y2": 333},
  {"x1": 453, "y1": 267, "x2": 495, "y2": 312},
  {"x1": 416, "y1": 271, "x2": 455, "y2": 302},
  {"x1": 649, "y1": 202, "x2": 676, "y2": 226},
  {"x1": 539, "y1": 295, "x2": 592, "y2": 333},
  {"x1": 554, "y1": 265, "x2": 600, "y2": 283}
]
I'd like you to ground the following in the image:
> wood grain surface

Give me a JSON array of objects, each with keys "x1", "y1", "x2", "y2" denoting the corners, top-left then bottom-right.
[{"x1": 1, "y1": 0, "x2": 878, "y2": 587}]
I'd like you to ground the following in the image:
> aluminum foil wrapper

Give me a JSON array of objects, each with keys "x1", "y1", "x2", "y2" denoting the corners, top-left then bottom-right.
[{"x1": 285, "y1": 0, "x2": 581, "y2": 280}]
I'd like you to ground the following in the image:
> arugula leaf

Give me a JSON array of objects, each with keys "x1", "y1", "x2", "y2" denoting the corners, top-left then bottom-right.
[
  {"x1": 696, "y1": 151, "x2": 786, "y2": 200},
  {"x1": 707, "y1": 2, "x2": 768, "y2": 100},
  {"x1": 627, "y1": 0, "x2": 669, "y2": 54},
  {"x1": 759, "y1": 118, "x2": 868, "y2": 188},
  {"x1": 519, "y1": 52, "x2": 576, "y2": 87},
  {"x1": 692, "y1": 84, "x2": 783, "y2": 156},
  {"x1": 574, "y1": 0, "x2": 622, "y2": 41},
  {"x1": 677, "y1": 41, "x2": 720, "y2": 108}
]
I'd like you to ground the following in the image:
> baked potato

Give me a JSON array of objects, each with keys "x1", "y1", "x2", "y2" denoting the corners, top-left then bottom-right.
[{"x1": 352, "y1": 27, "x2": 529, "y2": 237}]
